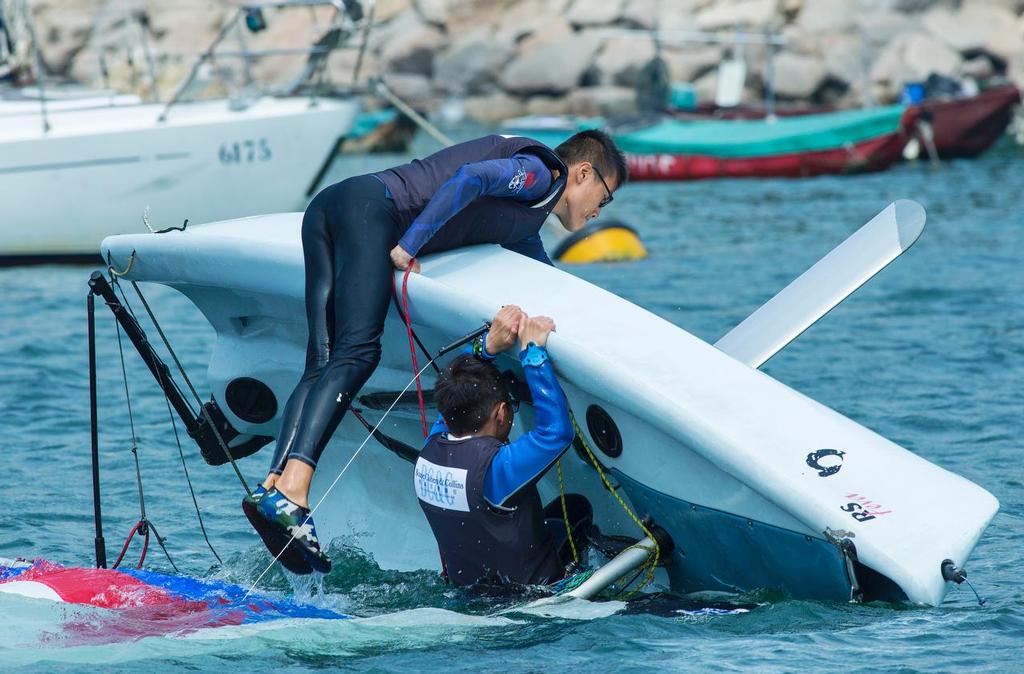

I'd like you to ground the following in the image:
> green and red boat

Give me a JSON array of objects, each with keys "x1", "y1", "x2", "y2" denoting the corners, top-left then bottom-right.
[
  {"x1": 505, "y1": 105, "x2": 918, "y2": 181},
  {"x1": 683, "y1": 84, "x2": 1022, "y2": 161}
]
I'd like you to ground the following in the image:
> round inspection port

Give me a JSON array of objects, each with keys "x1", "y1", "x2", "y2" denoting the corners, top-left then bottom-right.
[
  {"x1": 586, "y1": 404, "x2": 622, "y2": 458},
  {"x1": 225, "y1": 377, "x2": 277, "y2": 424}
]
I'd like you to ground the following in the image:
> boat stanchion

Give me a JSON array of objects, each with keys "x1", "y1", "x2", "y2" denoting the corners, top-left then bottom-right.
[
  {"x1": 87, "y1": 271, "x2": 270, "y2": 473},
  {"x1": 88, "y1": 272, "x2": 197, "y2": 433},
  {"x1": 87, "y1": 289, "x2": 107, "y2": 569},
  {"x1": 86, "y1": 270, "x2": 230, "y2": 570},
  {"x1": 434, "y1": 322, "x2": 491, "y2": 359}
]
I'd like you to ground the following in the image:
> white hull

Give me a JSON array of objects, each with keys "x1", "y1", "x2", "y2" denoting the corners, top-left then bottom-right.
[
  {"x1": 101, "y1": 213, "x2": 998, "y2": 605},
  {"x1": 0, "y1": 96, "x2": 357, "y2": 257}
]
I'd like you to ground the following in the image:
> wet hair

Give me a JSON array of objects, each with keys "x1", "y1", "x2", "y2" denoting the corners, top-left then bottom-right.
[
  {"x1": 555, "y1": 129, "x2": 629, "y2": 187},
  {"x1": 436, "y1": 354, "x2": 511, "y2": 436}
]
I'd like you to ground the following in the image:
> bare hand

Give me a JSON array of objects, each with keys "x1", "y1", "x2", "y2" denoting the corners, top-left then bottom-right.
[
  {"x1": 390, "y1": 245, "x2": 420, "y2": 273},
  {"x1": 485, "y1": 305, "x2": 525, "y2": 355},
  {"x1": 518, "y1": 315, "x2": 556, "y2": 350}
]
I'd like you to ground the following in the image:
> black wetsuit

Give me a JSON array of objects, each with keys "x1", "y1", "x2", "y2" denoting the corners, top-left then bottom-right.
[{"x1": 268, "y1": 135, "x2": 567, "y2": 473}]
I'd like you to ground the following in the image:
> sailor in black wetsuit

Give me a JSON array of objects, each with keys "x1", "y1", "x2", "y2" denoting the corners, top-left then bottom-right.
[
  {"x1": 416, "y1": 306, "x2": 590, "y2": 588},
  {"x1": 245, "y1": 131, "x2": 626, "y2": 574}
]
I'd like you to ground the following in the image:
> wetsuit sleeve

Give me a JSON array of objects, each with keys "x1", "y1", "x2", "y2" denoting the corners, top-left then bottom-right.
[
  {"x1": 427, "y1": 414, "x2": 448, "y2": 441},
  {"x1": 484, "y1": 345, "x2": 574, "y2": 508},
  {"x1": 502, "y1": 233, "x2": 554, "y2": 266},
  {"x1": 397, "y1": 153, "x2": 553, "y2": 257}
]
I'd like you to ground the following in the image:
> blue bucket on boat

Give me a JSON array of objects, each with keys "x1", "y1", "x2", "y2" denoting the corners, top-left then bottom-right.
[
  {"x1": 902, "y1": 82, "x2": 926, "y2": 105},
  {"x1": 670, "y1": 83, "x2": 697, "y2": 111}
]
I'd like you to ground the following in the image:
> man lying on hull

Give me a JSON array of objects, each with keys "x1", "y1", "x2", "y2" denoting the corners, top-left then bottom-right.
[
  {"x1": 415, "y1": 305, "x2": 592, "y2": 588},
  {"x1": 245, "y1": 130, "x2": 626, "y2": 575}
]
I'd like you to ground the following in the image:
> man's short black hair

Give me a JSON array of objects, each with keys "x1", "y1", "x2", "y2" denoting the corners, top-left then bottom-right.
[
  {"x1": 555, "y1": 129, "x2": 629, "y2": 187},
  {"x1": 436, "y1": 354, "x2": 511, "y2": 436}
]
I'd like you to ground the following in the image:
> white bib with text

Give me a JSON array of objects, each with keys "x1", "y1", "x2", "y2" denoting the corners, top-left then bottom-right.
[{"x1": 414, "y1": 457, "x2": 470, "y2": 512}]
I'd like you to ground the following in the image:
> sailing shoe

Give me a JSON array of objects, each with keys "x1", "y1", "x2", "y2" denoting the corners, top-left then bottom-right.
[
  {"x1": 242, "y1": 485, "x2": 313, "y2": 575},
  {"x1": 255, "y1": 488, "x2": 332, "y2": 575}
]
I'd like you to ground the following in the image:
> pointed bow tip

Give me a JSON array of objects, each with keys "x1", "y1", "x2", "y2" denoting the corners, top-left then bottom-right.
[{"x1": 892, "y1": 199, "x2": 926, "y2": 251}]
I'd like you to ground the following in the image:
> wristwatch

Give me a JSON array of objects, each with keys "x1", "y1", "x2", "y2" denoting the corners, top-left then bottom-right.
[{"x1": 472, "y1": 330, "x2": 496, "y2": 360}]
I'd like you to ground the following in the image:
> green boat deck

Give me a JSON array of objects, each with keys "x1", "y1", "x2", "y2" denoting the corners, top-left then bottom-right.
[{"x1": 504, "y1": 105, "x2": 908, "y2": 158}]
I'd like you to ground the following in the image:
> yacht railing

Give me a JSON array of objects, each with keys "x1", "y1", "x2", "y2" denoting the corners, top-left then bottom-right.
[
  {"x1": 4, "y1": 0, "x2": 374, "y2": 130},
  {"x1": 598, "y1": 27, "x2": 788, "y2": 118},
  {"x1": 158, "y1": 0, "x2": 373, "y2": 122},
  {"x1": 12, "y1": 0, "x2": 51, "y2": 132}
]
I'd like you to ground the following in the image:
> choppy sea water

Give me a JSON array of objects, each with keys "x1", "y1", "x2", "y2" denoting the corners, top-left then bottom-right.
[{"x1": 0, "y1": 137, "x2": 1021, "y2": 672}]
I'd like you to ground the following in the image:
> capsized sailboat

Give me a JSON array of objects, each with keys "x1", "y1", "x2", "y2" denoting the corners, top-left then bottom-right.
[{"x1": 99, "y1": 200, "x2": 997, "y2": 606}]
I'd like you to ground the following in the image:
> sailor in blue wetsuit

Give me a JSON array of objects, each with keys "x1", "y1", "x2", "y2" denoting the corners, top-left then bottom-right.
[
  {"x1": 245, "y1": 131, "x2": 625, "y2": 574},
  {"x1": 415, "y1": 306, "x2": 590, "y2": 587}
]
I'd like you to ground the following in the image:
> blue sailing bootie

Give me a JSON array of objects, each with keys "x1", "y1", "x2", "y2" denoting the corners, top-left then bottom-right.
[
  {"x1": 255, "y1": 488, "x2": 332, "y2": 575},
  {"x1": 242, "y1": 484, "x2": 313, "y2": 575},
  {"x1": 248, "y1": 484, "x2": 267, "y2": 501}
]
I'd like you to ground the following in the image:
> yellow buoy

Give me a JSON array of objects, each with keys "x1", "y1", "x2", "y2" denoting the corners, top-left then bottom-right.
[{"x1": 554, "y1": 221, "x2": 648, "y2": 264}]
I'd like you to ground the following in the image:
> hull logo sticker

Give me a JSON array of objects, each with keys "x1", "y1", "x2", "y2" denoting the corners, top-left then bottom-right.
[
  {"x1": 806, "y1": 448, "x2": 845, "y2": 477},
  {"x1": 840, "y1": 493, "x2": 892, "y2": 523}
]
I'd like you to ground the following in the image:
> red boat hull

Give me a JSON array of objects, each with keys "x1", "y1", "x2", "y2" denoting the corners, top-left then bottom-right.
[
  {"x1": 916, "y1": 84, "x2": 1022, "y2": 159},
  {"x1": 626, "y1": 111, "x2": 917, "y2": 181},
  {"x1": 681, "y1": 85, "x2": 1022, "y2": 162}
]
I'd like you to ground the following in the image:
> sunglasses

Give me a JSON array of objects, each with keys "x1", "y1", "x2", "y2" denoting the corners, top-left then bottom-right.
[
  {"x1": 499, "y1": 370, "x2": 527, "y2": 413},
  {"x1": 592, "y1": 165, "x2": 614, "y2": 208}
]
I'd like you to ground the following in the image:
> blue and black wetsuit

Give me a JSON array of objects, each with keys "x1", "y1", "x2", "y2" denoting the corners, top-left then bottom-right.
[
  {"x1": 415, "y1": 343, "x2": 587, "y2": 587},
  {"x1": 270, "y1": 135, "x2": 568, "y2": 474}
]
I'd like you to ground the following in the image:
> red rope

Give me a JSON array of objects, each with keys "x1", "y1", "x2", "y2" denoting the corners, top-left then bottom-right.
[
  {"x1": 397, "y1": 262, "x2": 428, "y2": 438},
  {"x1": 110, "y1": 521, "x2": 152, "y2": 570},
  {"x1": 137, "y1": 527, "x2": 150, "y2": 569},
  {"x1": 111, "y1": 521, "x2": 141, "y2": 569},
  {"x1": 394, "y1": 262, "x2": 445, "y2": 578}
]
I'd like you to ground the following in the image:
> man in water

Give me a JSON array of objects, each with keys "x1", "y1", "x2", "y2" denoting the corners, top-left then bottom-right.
[
  {"x1": 415, "y1": 305, "x2": 590, "y2": 588},
  {"x1": 246, "y1": 131, "x2": 625, "y2": 574}
]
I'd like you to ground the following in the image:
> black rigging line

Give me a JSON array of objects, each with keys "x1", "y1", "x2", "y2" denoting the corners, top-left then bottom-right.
[
  {"x1": 117, "y1": 277, "x2": 250, "y2": 495},
  {"x1": 158, "y1": 366, "x2": 224, "y2": 566},
  {"x1": 107, "y1": 272, "x2": 221, "y2": 569},
  {"x1": 129, "y1": 280, "x2": 203, "y2": 408},
  {"x1": 112, "y1": 304, "x2": 176, "y2": 572}
]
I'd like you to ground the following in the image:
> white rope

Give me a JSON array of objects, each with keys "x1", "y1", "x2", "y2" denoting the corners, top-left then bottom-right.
[{"x1": 242, "y1": 359, "x2": 435, "y2": 601}]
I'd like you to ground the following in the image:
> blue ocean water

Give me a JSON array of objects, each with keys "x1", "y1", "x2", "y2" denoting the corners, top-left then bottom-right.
[{"x1": 0, "y1": 138, "x2": 1021, "y2": 672}]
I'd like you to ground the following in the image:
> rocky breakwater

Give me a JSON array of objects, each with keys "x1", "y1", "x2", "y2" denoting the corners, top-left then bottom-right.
[
  {"x1": 352, "y1": 0, "x2": 1024, "y2": 122},
  {"x1": 20, "y1": 0, "x2": 1024, "y2": 123}
]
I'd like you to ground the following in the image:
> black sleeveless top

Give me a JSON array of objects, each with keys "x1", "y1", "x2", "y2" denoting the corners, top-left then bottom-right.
[{"x1": 415, "y1": 433, "x2": 563, "y2": 587}]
